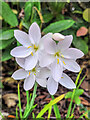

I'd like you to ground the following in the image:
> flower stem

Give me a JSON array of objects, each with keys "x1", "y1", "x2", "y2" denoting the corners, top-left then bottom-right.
[
  {"x1": 23, "y1": 82, "x2": 37, "y2": 118},
  {"x1": 18, "y1": 83, "x2": 22, "y2": 118},
  {"x1": 26, "y1": 91, "x2": 29, "y2": 108}
]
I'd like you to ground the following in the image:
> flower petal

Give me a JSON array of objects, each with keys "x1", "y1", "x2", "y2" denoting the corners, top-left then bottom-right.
[
  {"x1": 51, "y1": 60, "x2": 63, "y2": 82},
  {"x1": 57, "y1": 35, "x2": 73, "y2": 51},
  {"x1": 24, "y1": 74, "x2": 35, "y2": 91},
  {"x1": 62, "y1": 48, "x2": 84, "y2": 59},
  {"x1": 59, "y1": 73, "x2": 76, "y2": 89},
  {"x1": 44, "y1": 37, "x2": 57, "y2": 54},
  {"x1": 12, "y1": 69, "x2": 28, "y2": 80},
  {"x1": 39, "y1": 51, "x2": 55, "y2": 67},
  {"x1": 14, "y1": 30, "x2": 31, "y2": 47},
  {"x1": 25, "y1": 53, "x2": 38, "y2": 70},
  {"x1": 39, "y1": 33, "x2": 53, "y2": 51},
  {"x1": 52, "y1": 33, "x2": 65, "y2": 41},
  {"x1": 47, "y1": 77, "x2": 58, "y2": 95},
  {"x1": 11, "y1": 46, "x2": 32, "y2": 58},
  {"x1": 16, "y1": 58, "x2": 25, "y2": 68},
  {"x1": 61, "y1": 58, "x2": 80, "y2": 72},
  {"x1": 36, "y1": 67, "x2": 50, "y2": 87},
  {"x1": 29, "y1": 22, "x2": 41, "y2": 45}
]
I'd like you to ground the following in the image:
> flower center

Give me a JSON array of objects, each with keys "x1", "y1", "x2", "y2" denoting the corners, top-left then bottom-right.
[
  {"x1": 32, "y1": 67, "x2": 36, "y2": 75},
  {"x1": 34, "y1": 44, "x2": 38, "y2": 52},
  {"x1": 54, "y1": 52, "x2": 60, "y2": 57}
]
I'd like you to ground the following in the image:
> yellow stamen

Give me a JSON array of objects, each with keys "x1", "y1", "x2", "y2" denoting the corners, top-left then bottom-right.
[
  {"x1": 31, "y1": 52, "x2": 33, "y2": 56},
  {"x1": 34, "y1": 44, "x2": 37, "y2": 49},
  {"x1": 28, "y1": 46, "x2": 32, "y2": 48},
  {"x1": 34, "y1": 73, "x2": 36, "y2": 75},
  {"x1": 61, "y1": 77, "x2": 63, "y2": 78},
  {"x1": 61, "y1": 54, "x2": 64, "y2": 58},
  {"x1": 57, "y1": 59, "x2": 59, "y2": 64},
  {"x1": 29, "y1": 72, "x2": 30, "y2": 75},
  {"x1": 63, "y1": 61, "x2": 66, "y2": 65}
]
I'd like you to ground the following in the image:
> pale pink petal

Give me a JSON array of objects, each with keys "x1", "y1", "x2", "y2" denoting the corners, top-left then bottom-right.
[
  {"x1": 47, "y1": 77, "x2": 58, "y2": 95},
  {"x1": 11, "y1": 46, "x2": 32, "y2": 58},
  {"x1": 39, "y1": 51, "x2": 55, "y2": 67},
  {"x1": 16, "y1": 58, "x2": 25, "y2": 68},
  {"x1": 24, "y1": 74, "x2": 35, "y2": 91},
  {"x1": 51, "y1": 60, "x2": 63, "y2": 82},
  {"x1": 12, "y1": 69, "x2": 28, "y2": 80},
  {"x1": 59, "y1": 73, "x2": 76, "y2": 89},
  {"x1": 44, "y1": 37, "x2": 57, "y2": 54},
  {"x1": 14, "y1": 30, "x2": 31, "y2": 47},
  {"x1": 25, "y1": 53, "x2": 38, "y2": 70},
  {"x1": 29, "y1": 22, "x2": 41, "y2": 45},
  {"x1": 57, "y1": 35, "x2": 73, "y2": 51},
  {"x1": 62, "y1": 48, "x2": 84, "y2": 59},
  {"x1": 60, "y1": 58, "x2": 80, "y2": 72}
]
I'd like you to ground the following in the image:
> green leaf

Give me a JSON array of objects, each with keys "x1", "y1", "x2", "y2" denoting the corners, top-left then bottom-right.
[
  {"x1": 75, "y1": 89, "x2": 84, "y2": 96},
  {"x1": 73, "y1": 38, "x2": 88, "y2": 54},
  {"x1": 83, "y1": 8, "x2": 90, "y2": 22},
  {"x1": 43, "y1": 13, "x2": 53, "y2": 23},
  {"x1": 0, "y1": 38, "x2": 15, "y2": 50},
  {"x1": 0, "y1": 1, "x2": 18, "y2": 27},
  {"x1": 1, "y1": 43, "x2": 15, "y2": 61},
  {"x1": 43, "y1": 20, "x2": 75, "y2": 34},
  {"x1": 74, "y1": 96, "x2": 81, "y2": 105},
  {"x1": 65, "y1": 89, "x2": 84, "y2": 99},
  {"x1": 65, "y1": 92, "x2": 72, "y2": 99},
  {"x1": 0, "y1": 29, "x2": 14, "y2": 40},
  {"x1": 24, "y1": 2, "x2": 32, "y2": 21},
  {"x1": 36, "y1": 94, "x2": 65, "y2": 118}
]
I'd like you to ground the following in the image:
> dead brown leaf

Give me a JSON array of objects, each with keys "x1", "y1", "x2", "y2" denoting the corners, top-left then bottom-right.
[
  {"x1": 76, "y1": 27, "x2": 88, "y2": 37},
  {"x1": 3, "y1": 93, "x2": 18, "y2": 108}
]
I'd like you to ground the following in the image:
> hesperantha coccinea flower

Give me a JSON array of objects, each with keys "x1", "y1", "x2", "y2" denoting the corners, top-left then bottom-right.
[
  {"x1": 39, "y1": 33, "x2": 84, "y2": 82},
  {"x1": 12, "y1": 63, "x2": 50, "y2": 91},
  {"x1": 10, "y1": 22, "x2": 49, "y2": 71}
]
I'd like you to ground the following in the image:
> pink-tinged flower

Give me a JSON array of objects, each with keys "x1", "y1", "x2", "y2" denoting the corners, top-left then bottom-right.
[
  {"x1": 12, "y1": 65, "x2": 50, "y2": 91},
  {"x1": 11, "y1": 22, "x2": 48, "y2": 71},
  {"x1": 47, "y1": 73, "x2": 76, "y2": 95},
  {"x1": 39, "y1": 34, "x2": 84, "y2": 82}
]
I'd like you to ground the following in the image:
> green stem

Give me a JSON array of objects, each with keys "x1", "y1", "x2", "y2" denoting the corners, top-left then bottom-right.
[
  {"x1": 23, "y1": 82, "x2": 37, "y2": 118},
  {"x1": 26, "y1": 91, "x2": 29, "y2": 108},
  {"x1": 66, "y1": 69, "x2": 82, "y2": 118},
  {"x1": 77, "y1": 75, "x2": 86, "y2": 89},
  {"x1": 18, "y1": 83, "x2": 22, "y2": 118}
]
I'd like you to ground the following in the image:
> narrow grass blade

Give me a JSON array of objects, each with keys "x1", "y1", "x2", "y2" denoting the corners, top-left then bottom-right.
[
  {"x1": 36, "y1": 94, "x2": 65, "y2": 118},
  {"x1": 18, "y1": 83, "x2": 22, "y2": 118},
  {"x1": 48, "y1": 106, "x2": 52, "y2": 119},
  {"x1": 51, "y1": 95, "x2": 61, "y2": 118}
]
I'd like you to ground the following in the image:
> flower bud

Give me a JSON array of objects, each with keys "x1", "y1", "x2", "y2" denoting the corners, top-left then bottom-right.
[{"x1": 52, "y1": 33, "x2": 65, "y2": 41}]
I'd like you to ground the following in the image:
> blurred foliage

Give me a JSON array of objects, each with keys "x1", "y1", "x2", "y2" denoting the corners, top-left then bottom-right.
[{"x1": 0, "y1": 1, "x2": 89, "y2": 61}]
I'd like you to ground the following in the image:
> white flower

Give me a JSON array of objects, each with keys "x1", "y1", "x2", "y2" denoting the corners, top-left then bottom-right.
[
  {"x1": 12, "y1": 64, "x2": 50, "y2": 91},
  {"x1": 39, "y1": 34, "x2": 84, "y2": 82},
  {"x1": 47, "y1": 73, "x2": 76, "y2": 95},
  {"x1": 11, "y1": 22, "x2": 49, "y2": 70}
]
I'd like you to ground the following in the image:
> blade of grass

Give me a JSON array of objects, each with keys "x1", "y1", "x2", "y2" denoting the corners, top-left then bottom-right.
[
  {"x1": 18, "y1": 83, "x2": 22, "y2": 118},
  {"x1": 36, "y1": 94, "x2": 65, "y2": 118},
  {"x1": 26, "y1": 91, "x2": 29, "y2": 108},
  {"x1": 79, "y1": 111, "x2": 88, "y2": 118},
  {"x1": 66, "y1": 69, "x2": 82, "y2": 118},
  {"x1": 51, "y1": 95, "x2": 61, "y2": 118},
  {"x1": 16, "y1": 106, "x2": 18, "y2": 119},
  {"x1": 48, "y1": 106, "x2": 52, "y2": 119},
  {"x1": 77, "y1": 74, "x2": 86, "y2": 89},
  {"x1": 23, "y1": 82, "x2": 37, "y2": 118}
]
